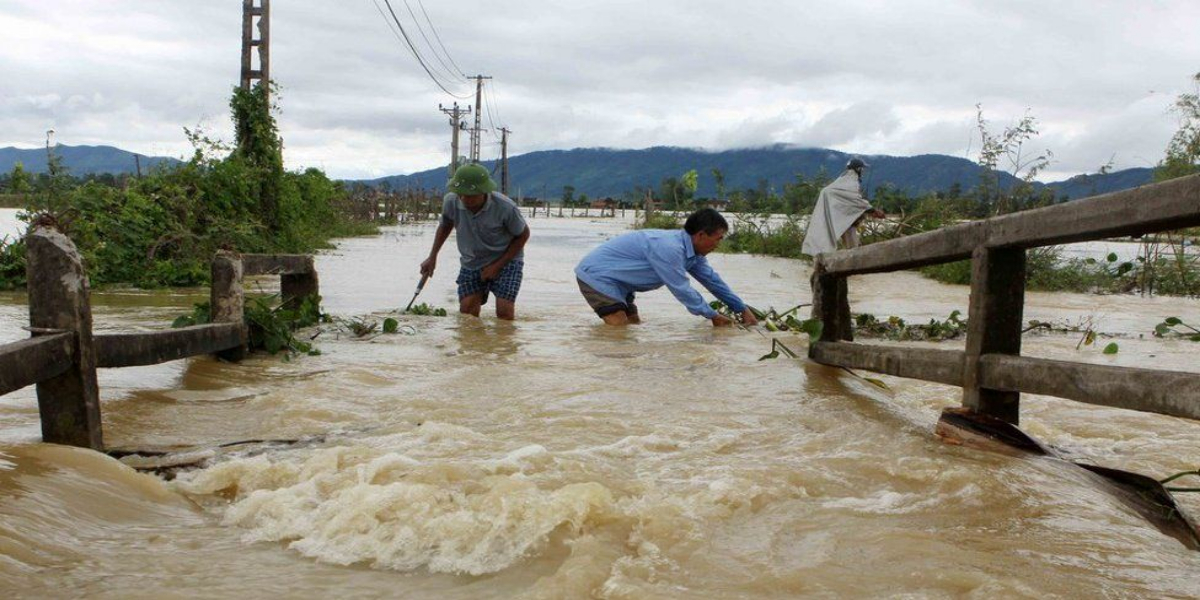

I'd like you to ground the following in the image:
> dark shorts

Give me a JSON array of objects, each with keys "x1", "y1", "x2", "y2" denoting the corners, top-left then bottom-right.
[
  {"x1": 457, "y1": 260, "x2": 523, "y2": 303},
  {"x1": 577, "y1": 278, "x2": 638, "y2": 317}
]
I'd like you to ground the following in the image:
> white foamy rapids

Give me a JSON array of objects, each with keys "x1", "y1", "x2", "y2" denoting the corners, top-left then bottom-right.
[{"x1": 174, "y1": 444, "x2": 615, "y2": 576}]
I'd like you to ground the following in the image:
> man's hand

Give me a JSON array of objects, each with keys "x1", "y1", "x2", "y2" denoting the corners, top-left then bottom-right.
[
  {"x1": 711, "y1": 314, "x2": 734, "y2": 327},
  {"x1": 419, "y1": 256, "x2": 437, "y2": 277},
  {"x1": 739, "y1": 308, "x2": 758, "y2": 326},
  {"x1": 480, "y1": 261, "x2": 503, "y2": 282}
]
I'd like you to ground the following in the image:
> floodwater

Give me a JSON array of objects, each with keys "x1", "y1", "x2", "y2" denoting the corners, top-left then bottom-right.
[{"x1": 2, "y1": 212, "x2": 1200, "y2": 598}]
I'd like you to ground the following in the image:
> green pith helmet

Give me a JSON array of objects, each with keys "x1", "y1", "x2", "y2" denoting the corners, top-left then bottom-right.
[{"x1": 447, "y1": 163, "x2": 497, "y2": 196}]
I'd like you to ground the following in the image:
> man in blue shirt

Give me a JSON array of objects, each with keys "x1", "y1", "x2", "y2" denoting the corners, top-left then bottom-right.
[
  {"x1": 420, "y1": 164, "x2": 530, "y2": 320},
  {"x1": 575, "y1": 208, "x2": 758, "y2": 326}
]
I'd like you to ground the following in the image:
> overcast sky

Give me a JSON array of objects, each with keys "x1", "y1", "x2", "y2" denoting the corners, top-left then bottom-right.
[{"x1": 2, "y1": 0, "x2": 1197, "y2": 181}]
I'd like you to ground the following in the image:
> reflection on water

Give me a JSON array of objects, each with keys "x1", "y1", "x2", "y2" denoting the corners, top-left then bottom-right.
[{"x1": 1, "y1": 213, "x2": 1200, "y2": 598}]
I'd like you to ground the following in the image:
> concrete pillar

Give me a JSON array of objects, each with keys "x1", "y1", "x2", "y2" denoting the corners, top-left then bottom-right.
[
  {"x1": 25, "y1": 226, "x2": 103, "y2": 450},
  {"x1": 281, "y1": 255, "x2": 319, "y2": 312},
  {"x1": 211, "y1": 252, "x2": 247, "y2": 362},
  {"x1": 962, "y1": 246, "x2": 1026, "y2": 424},
  {"x1": 810, "y1": 257, "x2": 853, "y2": 344}
]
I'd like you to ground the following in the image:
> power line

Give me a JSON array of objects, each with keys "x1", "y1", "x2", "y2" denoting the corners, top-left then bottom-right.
[
  {"x1": 488, "y1": 79, "x2": 505, "y2": 129},
  {"x1": 482, "y1": 80, "x2": 502, "y2": 139},
  {"x1": 373, "y1": 0, "x2": 469, "y2": 98},
  {"x1": 401, "y1": 0, "x2": 465, "y2": 83},
  {"x1": 416, "y1": 0, "x2": 467, "y2": 78}
]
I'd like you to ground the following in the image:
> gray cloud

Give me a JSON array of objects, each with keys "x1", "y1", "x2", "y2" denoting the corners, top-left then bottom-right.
[{"x1": 1, "y1": 0, "x2": 1197, "y2": 180}]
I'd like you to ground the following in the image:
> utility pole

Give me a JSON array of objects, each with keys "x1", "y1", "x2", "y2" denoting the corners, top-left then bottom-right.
[
  {"x1": 499, "y1": 127, "x2": 511, "y2": 195},
  {"x1": 240, "y1": 0, "x2": 270, "y2": 97},
  {"x1": 468, "y1": 74, "x2": 492, "y2": 162},
  {"x1": 439, "y1": 102, "x2": 472, "y2": 176}
]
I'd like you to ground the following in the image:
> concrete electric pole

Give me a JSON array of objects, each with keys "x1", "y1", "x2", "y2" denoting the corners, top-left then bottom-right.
[
  {"x1": 240, "y1": 0, "x2": 270, "y2": 97},
  {"x1": 439, "y1": 102, "x2": 472, "y2": 176},
  {"x1": 499, "y1": 127, "x2": 512, "y2": 195},
  {"x1": 468, "y1": 74, "x2": 492, "y2": 162}
]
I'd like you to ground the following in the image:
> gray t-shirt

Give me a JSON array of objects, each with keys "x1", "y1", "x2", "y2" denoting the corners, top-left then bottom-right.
[{"x1": 441, "y1": 191, "x2": 528, "y2": 269}]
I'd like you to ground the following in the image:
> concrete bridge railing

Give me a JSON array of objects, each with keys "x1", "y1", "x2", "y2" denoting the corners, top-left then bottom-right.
[
  {"x1": 0, "y1": 226, "x2": 319, "y2": 451},
  {"x1": 809, "y1": 173, "x2": 1200, "y2": 424}
]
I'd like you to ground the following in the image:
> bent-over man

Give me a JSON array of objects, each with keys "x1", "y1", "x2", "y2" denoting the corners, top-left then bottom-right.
[
  {"x1": 575, "y1": 208, "x2": 757, "y2": 327},
  {"x1": 420, "y1": 164, "x2": 530, "y2": 320}
]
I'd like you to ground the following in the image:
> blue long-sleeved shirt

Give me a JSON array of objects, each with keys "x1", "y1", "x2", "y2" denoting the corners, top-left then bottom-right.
[{"x1": 574, "y1": 229, "x2": 747, "y2": 318}]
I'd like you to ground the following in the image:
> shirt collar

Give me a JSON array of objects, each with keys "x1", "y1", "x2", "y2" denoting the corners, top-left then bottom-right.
[
  {"x1": 679, "y1": 228, "x2": 696, "y2": 259},
  {"x1": 455, "y1": 192, "x2": 491, "y2": 213}
]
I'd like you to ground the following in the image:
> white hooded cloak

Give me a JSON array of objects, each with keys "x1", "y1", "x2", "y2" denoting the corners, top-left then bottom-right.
[{"x1": 801, "y1": 169, "x2": 873, "y2": 256}]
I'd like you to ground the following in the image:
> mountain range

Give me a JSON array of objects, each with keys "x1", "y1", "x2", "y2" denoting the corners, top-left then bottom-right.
[
  {"x1": 0, "y1": 145, "x2": 180, "y2": 176},
  {"x1": 367, "y1": 145, "x2": 1155, "y2": 201},
  {"x1": 1, "y1": 143, "x2": 1154, "y2": 201}
]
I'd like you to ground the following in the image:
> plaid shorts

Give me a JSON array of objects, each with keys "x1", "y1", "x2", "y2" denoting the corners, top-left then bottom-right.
[{"x1": 457, "y1": 259, "x2": 523, "y2": 303}]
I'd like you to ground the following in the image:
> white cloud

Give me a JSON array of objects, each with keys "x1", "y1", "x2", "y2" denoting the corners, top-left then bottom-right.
[{"x1": 1, "y1": 0, "x2": 1196, "y2": 180}]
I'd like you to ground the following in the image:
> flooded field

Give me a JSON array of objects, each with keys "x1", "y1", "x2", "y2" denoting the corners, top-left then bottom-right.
[{"x1": 2, "y1": 213, "x2": 1200, "y2": 598}]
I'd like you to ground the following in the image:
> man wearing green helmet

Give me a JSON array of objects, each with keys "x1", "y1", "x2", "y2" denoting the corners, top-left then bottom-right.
[{"x1": 420, "y1": 163, "x2": 531, "y2": 320}]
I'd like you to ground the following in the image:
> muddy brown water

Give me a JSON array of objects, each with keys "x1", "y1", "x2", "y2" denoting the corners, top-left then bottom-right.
[{"x1": 2, "y1": 213, "x2": 1200, "y2": 598}]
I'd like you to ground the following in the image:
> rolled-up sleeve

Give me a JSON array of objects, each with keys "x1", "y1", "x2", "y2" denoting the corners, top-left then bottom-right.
[
  {"x1": 440, "y1": 195, "x2": 456, "y2": 227},
  {"x1": 504, "y1": 203, "x2": 528, "y2": 236},
  {"x1": 647, "y1": 240, "x2": 718, "y2": 318},
  {"x1": 689, "y1": 257, "x2": 746, "y2": 313}
]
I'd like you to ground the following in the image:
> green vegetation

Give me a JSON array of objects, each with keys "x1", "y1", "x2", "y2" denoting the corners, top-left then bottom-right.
[
  {"x1": 720, "y1": 213, "x2": 807, "y2": 258},
  {"x1": 711, "y1": 300, "x2": 821, "y2": 337},
  {"x1": 405, "y1": 302, "x2": 448, "y2": 316},
  {"x1": 854, "y1": 310, "x2": 968, "y2": 342},
  {"x1": 0, "y1": 83, "x2": 379, "y2": 291},
  {"x1": 172, "y1": 293, "x2": 324, "y2": 358},
  {"x1": 633, "y1": 211, "x2": 681, "y2": 230},
  {"x1": 1155, "y1": 316, "x2": 1200, "y2": 341}
]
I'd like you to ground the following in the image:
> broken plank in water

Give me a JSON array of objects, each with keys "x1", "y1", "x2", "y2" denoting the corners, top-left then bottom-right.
[{"x1": 936, "y1": 407, "x2": 1200, "y2": 551}]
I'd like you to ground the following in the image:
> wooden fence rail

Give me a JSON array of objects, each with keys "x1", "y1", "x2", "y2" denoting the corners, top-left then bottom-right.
[
  {"x1": 0, "y1": 226, "x2": 319, "y2": 451},
  {"x1": 809, "y1": 173, "x2": 1200, "y2": 425}
]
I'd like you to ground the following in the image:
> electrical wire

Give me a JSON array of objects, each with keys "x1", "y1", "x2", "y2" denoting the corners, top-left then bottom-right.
[
  {"x1": 482, "y1": 80, "x2": 502, "y2": 138},
  {"x1": 485, "y1": 79, "x2": 505, "y2": 128},
  {"x1": 415, "y1": 0, "x2": 468, "y2": 79},
  {"x1": 373, "y1": 0, "x2": 470, "y2": 99},
  {"x1": 400, "y1": 0, "x2": 466, "y2": 83}
]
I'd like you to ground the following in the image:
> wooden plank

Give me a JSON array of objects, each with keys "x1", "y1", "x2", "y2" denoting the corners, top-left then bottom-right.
[
  {"x1": 26, "y1": 226, "x2": 104, "y2": 450},
  {"x1": 809, "y1": 341, "x2": 965, "y2": 387},
  {"x1": 961, "y1": 247, "x2": 1025, "y2": 424},
  {"x1": 241, "y1": 254, "x2": 313, "y2": 276},
  {"x1": 821, "y1": 173, "x2": 1200, "y2": 276},
  {"x1": 94, "y1": 323, "x2": 244, "y2": 369},
  {"x1": 0, "y1": 333, "x2": 74, "y2": 396},
  {"x1": 979, "y1": 355, "x2": 1200, "y2": 421}
]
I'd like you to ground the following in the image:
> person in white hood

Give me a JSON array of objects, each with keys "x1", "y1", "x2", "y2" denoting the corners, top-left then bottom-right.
[
  {"x1": 801, "y1": 158, "x2": 885, "y2": 256},
  {"x1": 802, "y1": 158, "x2": 884, "y2": 325}
]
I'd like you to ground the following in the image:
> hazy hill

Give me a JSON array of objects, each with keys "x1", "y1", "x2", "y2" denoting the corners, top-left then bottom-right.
[
  {"x1": 0, "y1": 142, "x2": 1155, "y2": 201},
  {"x1": 366, "y1": 145, "x2": 1154, "y2": 201},
  {"x1": 0, "y1": 145, "x2": 181, "y2": 176}
]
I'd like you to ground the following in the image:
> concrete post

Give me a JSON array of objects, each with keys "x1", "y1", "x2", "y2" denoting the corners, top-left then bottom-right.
[
  {"x1": 25, "y1": 226, "x2": 103, "y2": 450},
  {"x1": 811, "y1": 257, "x2": 853, "y2": 344},
  {"x1": 962, "y1": 246, "x2": 1026, "y2": 424},
  {"x1": 281, "y1": 255, "x2": 319, "y2": 311},
  {"x1": 211, "y1": 252, "x2": 247, "y2": 362}
]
